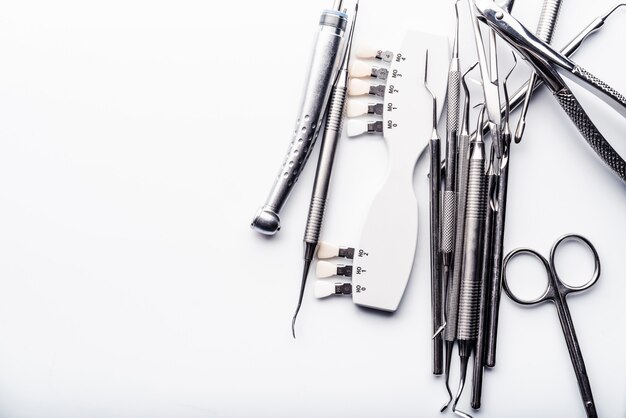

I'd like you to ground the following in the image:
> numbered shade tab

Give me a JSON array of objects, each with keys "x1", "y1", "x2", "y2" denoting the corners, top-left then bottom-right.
[
  {"x1": 316, "y1": 261, "x2": 353, "y2": 278},
  {"x1": 346, "y1": 100, "x2": 384, "y2": 117},
  {"x1": 348, "y1": 79, "x2": 386, "y2": 97},
  {"x1": 315, "y1": 281, "x2": 352, "y2": 299},
  {"x1": 350, "y1": 60, "x2": 389, "y2": 80},
  {"x1": 347, "y1": 120, "x2": 384, "y2": 138},
  {"x1": 355, "y1": 45, "x2": 395, "y2": 62},
  {"x1": 317, "y1": 242, "x2": 355, "y2": 260}
]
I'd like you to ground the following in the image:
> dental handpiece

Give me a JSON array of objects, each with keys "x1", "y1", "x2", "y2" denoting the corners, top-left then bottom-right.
[
  {"x1": 251, "y1": 3, "x2": 348, "y2": 235},
  {"x1": 292, "y1": 2, "x2": 358, "y2": 338},
  {"x1": 514, "y1": 0, "x2": 563, "y2": 143},
  {"x1": 452, "y1": 109, "x2": 488, "y2": 418}
]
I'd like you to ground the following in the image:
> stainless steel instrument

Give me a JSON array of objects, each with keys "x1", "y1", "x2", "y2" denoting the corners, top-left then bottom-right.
[
  {"x1": 252, "y1": 2, "x2": 348, "y2": 235},
  {"x1": 503, "y1": 234, "x2": 601, "y2": 418},
  {"x1": 292, "y1": 1, "x2": 359, "y2": 338},
  {"x1": 474, "y1": 0, "x2": 626, "y2": 182}
]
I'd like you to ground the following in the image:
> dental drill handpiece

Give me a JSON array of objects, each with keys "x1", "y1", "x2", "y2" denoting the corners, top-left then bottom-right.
[
  {"x1": 251, "y1": 1, "x2": 348, "y2": 235},
  {"x1": 453, "y1": 108, "x2": 488, "y2": 418},
  {"x1": 441, "y1": 65, "x2": 475, "y2": 412},
  {"x1": 514, "y1": 0, "x2": 564, "y2": 143},
  {"x1": 441, "y1": 0, "x2": 462, "y2": 325},
  {"x1": 293, "y1": 2, "x2": 358, "y2": 338}
]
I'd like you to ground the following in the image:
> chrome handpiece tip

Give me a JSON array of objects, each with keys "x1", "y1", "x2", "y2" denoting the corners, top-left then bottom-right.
[{"x1": 251, "y1": 207, "x2": 281, "y2": 235}]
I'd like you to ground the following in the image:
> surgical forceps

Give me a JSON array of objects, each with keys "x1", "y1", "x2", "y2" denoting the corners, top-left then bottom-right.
[
  {"x1": 474, "y1": 0, "x2": 626, "y2": 182},
  {"x1": 503, "y1": 234, "x2": 600, "y2": 418}
]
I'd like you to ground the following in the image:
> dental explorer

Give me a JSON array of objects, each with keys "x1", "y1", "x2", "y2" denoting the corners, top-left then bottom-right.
[
  {"x1": 452, "y1": 107, "x2": 488, "y2": 418},
  {"x1": 471, "y1": 56, "x2": 517, "y2": 409},
  {"x1": 514, "y1": 0, "x2": 564, "y2": 143},
  {"x1": 441, "y1": 63, "x2": 477, "y2": 412},
  {"x1": 293, "y1": 2, "x2": 359, "y2": 338},
  {"x1": 425, "y1": 49, "x2": 443, "y2": 375},
  {"x1": 439, "y1": 3, "x2": 462, "y2": 368},
  {"x1": 251, "y1": 1, "x2": 348, "y2": 235}
]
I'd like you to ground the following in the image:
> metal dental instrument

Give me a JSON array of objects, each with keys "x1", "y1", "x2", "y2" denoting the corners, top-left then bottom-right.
[
  {"x1": 472, "y1": 2, "x2": 626, "y2": 139},
  {"x1": 465, "y1": 0, "x2": 504, "y2": 159},
  {"x1": 440, "y1": 2, "x2": 462, "y2": 350},
  {"x1": 474, "y1": 0, "x2": 626, "y2": 182},
  {"x1": 514, "y1": 0, "x2": 564, "y2": 143},
  {"x1": 292, "y1": 2, "x2": 359, "y2": 338},
  {"x1": 484, "y1": 53, "x2": 518, "y2": 369},
  {"x1": 503, "y1": 234, "x2": 601, "y2": 418},
  {"x1": 452, "y1": 107, "x2": 488, "y2": 418},
  {"x1": 472, "y1": 57, "x2": 517, "y2": 409},
  {"x1": 425, "y1": 49, "x2": 443, "y2": 376},
  {"x1": 252, "y1": 1, "x2": 348, "y2": 235},
  {"x1": 441, "y1": 63, "x2": 478, "y2": 412}
]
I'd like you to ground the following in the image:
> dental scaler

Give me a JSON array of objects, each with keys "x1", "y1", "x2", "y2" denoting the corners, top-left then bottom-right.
[
  {"x1": 293, "y1": 2, "x2": 359, "y2": 338},
  {"x1": 251, "y1": 1, "x2": 349, "y2": 235}
]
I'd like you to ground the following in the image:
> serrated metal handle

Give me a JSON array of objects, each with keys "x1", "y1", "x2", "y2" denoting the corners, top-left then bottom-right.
[
  {"x1": 457, "y1": 158, "x2": 487, "y2": 341},
  {"x1": 555, "y1": 88, "x2": 626, "y2": 182}
]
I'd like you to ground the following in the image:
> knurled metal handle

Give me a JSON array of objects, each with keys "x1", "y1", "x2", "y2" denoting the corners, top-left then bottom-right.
[
  {"x1": 441, "y1": 191, "x2": 456, "y2": 253},
  {"x1": 573, "y1": 65, "x2": 626, "y2": 109},
  {"x1": 446, "y1": 71, "x2": 461, "y2": 132},
  {"x1": 457, "y1": 159, "x2": 487, "y2": 341},
  {"x1": 555, "y1": 88, "x2": 626, "y2": 182}
]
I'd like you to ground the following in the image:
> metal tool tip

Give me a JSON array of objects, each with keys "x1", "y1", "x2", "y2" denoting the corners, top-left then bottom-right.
[{"x1": 603, "y1": 3, "x2": 626, "y2": 20}]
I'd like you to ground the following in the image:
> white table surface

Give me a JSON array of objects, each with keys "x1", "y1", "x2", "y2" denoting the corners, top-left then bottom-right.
[{"x1": 0, "y1": 0, "x2": 625, "y2": 417}]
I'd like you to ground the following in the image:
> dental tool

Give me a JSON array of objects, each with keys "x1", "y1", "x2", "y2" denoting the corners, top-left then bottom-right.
[
  {"x1": 475, "y1": 0, "x2": 626, "y2": 181},
  {"x1": 465, "y1": 0, "x2": 504, "y2": 159},
  {"x1": 514, "y1": 0, "x2": 564, "y2": 143},
  {"x1": 441, "y1": 63, "x2": 477, "y2": 412},
  {"x1": 252, "y1": 1, "x2": 348, "y2": 236},
  {"x1": 292, "y1": 2, "x2": 359, "y2": 338},
  {"x1": 439, "y1": 2, "x2": 461, "y2": 359},
  {"x1": 452, "y1": 107, "x2": 488, "y2": 418},
  {"x1": 472, "y1": 2, "x2": 626, "y2": 140},
  {"x1": 424, "y1": 50, "x2": 443, "y2": 376},
  {"x1": 472, "y1": 56, "x2": 517, "y2": 409},
  {"x1": 477, "y1": 0, "x2": 626, "y2": 364}
]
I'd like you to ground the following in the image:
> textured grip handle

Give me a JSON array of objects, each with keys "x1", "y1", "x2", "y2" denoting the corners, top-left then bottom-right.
[
  {"x1": 457, "y1": 159, "x2": 487, "y2": 341},
  {"x1": 536, "y1": 0, "x2": 563, "y2": 43},
  {"x1": 444, "y1": 135, "x2": 470, "y2": 342},
  {"x1": 441, "y1": 191, "x2": 456, "y2": 253},
  {"x1": 446, "y1": 71, "x2": 461, "y2": 132},
  {"x1": 304, "y1": 196, "x2": 327, "y2": 244},
  {"x1": 326, "y1": 85, "x2": 348, "y2": 134},
  {"x1": 305, "y1": 83, "x2": 348, "y2": 244},
  {"x1": 555, "y1": 88, "x2": 626, "y2": 182},
  {"x1": 573, "y1": 66, "x2": 626, "y2": 109}
]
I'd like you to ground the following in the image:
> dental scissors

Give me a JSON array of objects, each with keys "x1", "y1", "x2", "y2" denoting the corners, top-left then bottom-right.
[{"x1": 502, "y1": 234, "x2": 600, "y2": 418}]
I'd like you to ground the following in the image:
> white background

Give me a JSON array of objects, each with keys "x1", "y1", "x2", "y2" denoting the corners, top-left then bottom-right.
[{"x1": 0, "y1": 0, "x2": 625, "y2": 417}]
